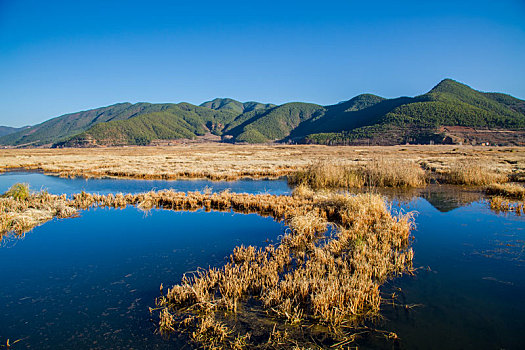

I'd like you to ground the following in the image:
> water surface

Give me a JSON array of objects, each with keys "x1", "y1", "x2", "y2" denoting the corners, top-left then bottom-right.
[
  {"x1": 0, "y1": 207, "x2": 285, "y2": 349},
  {"x1": 0, "y1": 171, "x2": 291, "y2": 196}
]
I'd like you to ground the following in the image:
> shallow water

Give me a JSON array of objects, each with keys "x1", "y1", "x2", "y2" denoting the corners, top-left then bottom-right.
[
  {"x1": 379, "y1": 199, "x2": 525, "y2": 350},
  {"x1": 0, "y1": 171, "x2": 291, "y2": 196},
  {"x1": 0, "y1": 207, "x2": 285, "y2": 349},
  {"x1": 0, "y1": 174, "x2": 524, "y2": 349}
]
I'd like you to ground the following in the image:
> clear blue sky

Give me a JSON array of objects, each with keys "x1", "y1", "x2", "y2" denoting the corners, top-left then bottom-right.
[{"x1": 1, "y1": 0, "x2": 524, "y2": 127}]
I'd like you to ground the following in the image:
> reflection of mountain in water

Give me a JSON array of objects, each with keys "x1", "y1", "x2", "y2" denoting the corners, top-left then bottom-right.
[
  {"x1": 353, "y1": 185, "x2": 485, "y2": 212},
  {"x1": 418, "y1": 186, "x2": 484, "y2": 212}
]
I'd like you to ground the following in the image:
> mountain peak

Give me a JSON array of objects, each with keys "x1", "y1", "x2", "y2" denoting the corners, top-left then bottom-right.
[
  {"x1": 430, "y1": 78, "x2": 472, "y2": 94},
  {"x1": 200, "y1": 98, "x2": 275, "y2": 114}
]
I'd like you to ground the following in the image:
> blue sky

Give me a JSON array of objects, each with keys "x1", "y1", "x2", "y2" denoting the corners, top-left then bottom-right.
[{"x1": 1, "y1": 0, "x2": 524, "y2": 127}]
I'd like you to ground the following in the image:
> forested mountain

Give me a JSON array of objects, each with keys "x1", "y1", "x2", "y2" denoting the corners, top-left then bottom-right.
[
  {"x1": 200, "y1": 98, "x2": 275, "y2": 114},
  {"x1": 0, "y1": 126, "x2": 29, "y2": 137},
  {"x1": 1, "y1": 79, "x2": 523, "y2": 147},
  {"x1": 0, "y1": 103, "x2": 181, "y2": 146},
  {"x1": 304, "y1": 79, "x2": 525, "y2": 145}
]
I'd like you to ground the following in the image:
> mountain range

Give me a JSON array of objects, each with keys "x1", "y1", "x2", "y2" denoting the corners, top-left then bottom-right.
[{"x1": 1, "y1": 79, "x2": 524, "y2": 147}]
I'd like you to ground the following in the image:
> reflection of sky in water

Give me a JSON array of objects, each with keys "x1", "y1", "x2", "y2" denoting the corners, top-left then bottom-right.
[
  {"x1": 382, "y1": 199, "x2": 525, "y2": 350},
  {"x1": 0, "y1": 207, "x2": 285, "y2": 349},
  {"x1": 0, "y1": 173, "x2": 524, "y2": 349},
  {"x1": 0, "y1": 172, "x2": 291, "y2": 196}
]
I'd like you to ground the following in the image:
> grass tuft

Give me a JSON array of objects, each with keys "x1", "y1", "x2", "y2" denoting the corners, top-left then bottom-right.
[
  {"x1": 289, "y1": 159, "x2": 426, "y2": 189},
  {"x1": 442, "y1": 161, "x2": 508, "y2": 185},
  {"x1": 2, "y1": 183, "x2": 30, "y2": 200},
  {"x1": 486, "y1": 183, "x2": 525, "y2": 200}
]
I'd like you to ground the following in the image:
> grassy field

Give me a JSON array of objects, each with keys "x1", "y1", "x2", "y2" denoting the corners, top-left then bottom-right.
[{"x1": 0, "y1": 144, "x2": 523, "y2": 183}]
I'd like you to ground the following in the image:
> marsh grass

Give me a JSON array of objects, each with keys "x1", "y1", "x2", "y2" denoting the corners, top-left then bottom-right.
[
  {"x1": 2, "y1": 183, "x2": 30, "y2": 200},
  {"x1": 487, "y1": 184, "x2": 525, "y2": 215},
  {"x1": 1, "y1": 186, "x2": 415, "y2": 347},
  {"x1": 486, "y1": 183, "x2": 525, "y2": 200},
  {"x1": 441, "y1": 161, "x2": 508, "y2": 186},
  {"x1": 0, "y1": 184, "x2": 77, "y2": 240},
  {"x1": 289, "y1": 158, "x2": 426, "y2": 189},
  {"x1": 154, "y1": 190, "x2": 415, "y2": 349},
  {"x1": 0, "y1": 145, "x2": 521, "y2": 184}
]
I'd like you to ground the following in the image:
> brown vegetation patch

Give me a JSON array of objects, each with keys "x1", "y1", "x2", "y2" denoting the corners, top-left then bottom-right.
[
  {"x1": 438, "y1": 161, "x2": 508, "y2": 186},
  {"x1": 489, "y1": 196, "x2": 524, "y2": 215},
  {"x1": 154, "y1": 191, "x2": 415, "y2": 348},
  {"x1": 289, "y1": 158, "x2": 426, "y2": 189},
  {"x1": 0, "y1": 183, "x2": 415, "y2": 348},
  {"x1": 0, "y1": 184, "x2": 77, "y2": 239},
  {"x1": 486, "y1": 183, "x2": 525, "y2": 200}
]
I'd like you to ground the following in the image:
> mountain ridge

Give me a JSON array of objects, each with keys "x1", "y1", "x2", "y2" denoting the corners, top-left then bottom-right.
[{"x1": 1, "y1": 79, "x2": 524, "y2": 147}]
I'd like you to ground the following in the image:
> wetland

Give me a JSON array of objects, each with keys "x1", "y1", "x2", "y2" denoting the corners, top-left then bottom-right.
[{"x1": 0, "y1": 165, "x2": 524, "y2": 349}]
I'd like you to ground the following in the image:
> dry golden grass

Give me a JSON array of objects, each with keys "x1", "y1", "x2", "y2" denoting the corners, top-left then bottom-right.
[
  {"x1": 0, "y1": 186, "x2": 314, "y2": 240},
  {"x1": 0, "y1": 144, "x2": 523, "y2": 183},
  {"x1": 0, "y1": 183, "x2": 414, "y2": 348},
  {"x1": 0, "y1": 184, "x2": 77, "y2": 240},
  {"x1": 154, "y1": 190, "x2": 415, "y2": 348},
  {"x1": 486, "y1": 183, "x2": 525, "y2": 200},
  {"x1": 439, "y1": 161, "x2": 509, "y2": 185},
  {"x1": 290, "y1": 158, "x2": 426, "y2": 189}
]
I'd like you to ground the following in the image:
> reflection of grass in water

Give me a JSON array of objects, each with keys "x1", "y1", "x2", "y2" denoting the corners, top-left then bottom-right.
[
  {"x1": 488, "y1": 196, "x2": 525, "y2": 215},
  {"x1": 154, "y1": 190, "x2": 415, "y2": 349}
]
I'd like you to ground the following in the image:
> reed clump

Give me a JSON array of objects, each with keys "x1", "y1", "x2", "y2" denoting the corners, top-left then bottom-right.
[
  {"x1": 486, "y1": 183, "x2": 525, "y2": 200},
  {"x1": 441, "y1": 161, "x2": 508, "y2": 186},
  {"x1": 155, "y1": 191, "x2": 415, "y2": 349},
  {"x1": 289, "y1": 159, "x2": 426, "y2": 189},
  {"x1": 1, "y1": 183, "x2": 30, "y2": 200},
  {"x1": 363, "y1": 157, "x2": 426, "y2": 188},
  {"x1": 0, "y1": 183, "x2": 77, "y2": 240}
]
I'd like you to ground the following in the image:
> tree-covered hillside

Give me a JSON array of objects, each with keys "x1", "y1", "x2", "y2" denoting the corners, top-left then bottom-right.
[
  {"x1": 200, "y1": 98, "x2": 275, "y2": 114},
  {"x1": 0, "y1": 103, "x2": 179, "y2": 146},
  {"x1": 304, "y1": 79, "x2": 525, "y2": 145},
  {"x1": 1, "y1": 79, "x2": 523, "y2": 147},
  {"x1": 0, "y1": 126, "x2": 29, "y2": 138},
  {"x1": 56, "y1": 104, "x2": 238, "y2": 147}
]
